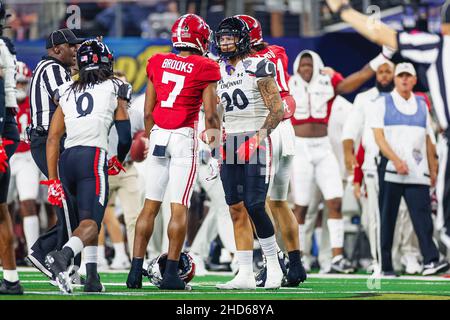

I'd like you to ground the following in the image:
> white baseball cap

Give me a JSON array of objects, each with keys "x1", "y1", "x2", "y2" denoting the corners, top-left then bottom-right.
[{"x1": 395, "y1": 62, "x2": 416, "y2": 77}]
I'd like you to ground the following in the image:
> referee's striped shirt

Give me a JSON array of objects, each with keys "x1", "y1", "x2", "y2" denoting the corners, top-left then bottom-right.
[
  {"x1": 397, "y1": 32, "x2": 450, "y2": 130},
  {"x1": 29, "y1": 56, "x2": 72, "y2": 130}
]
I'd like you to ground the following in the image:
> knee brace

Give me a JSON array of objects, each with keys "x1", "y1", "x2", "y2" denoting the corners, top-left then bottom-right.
[{"x1": 244, "y1": 202, "x2": 274, "y2": 239}]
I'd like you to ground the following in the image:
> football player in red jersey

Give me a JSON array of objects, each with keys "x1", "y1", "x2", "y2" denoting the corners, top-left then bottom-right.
[
  {"x1": 126, "y1": 14, "x2": 221, "y2": 290},
  {"x1": 230, "y1": 14, "x2": 306, "y2": 287},
  {"x1": 9, "y1": 62, "x2": 42, "y2": 258}
]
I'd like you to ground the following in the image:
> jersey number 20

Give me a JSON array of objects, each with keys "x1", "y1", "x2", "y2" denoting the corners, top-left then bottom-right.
[{"x1": 221, "y1": 89, "x2": 249, "y2": 112}]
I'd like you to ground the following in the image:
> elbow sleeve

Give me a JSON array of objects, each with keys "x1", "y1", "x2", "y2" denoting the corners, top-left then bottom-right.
[{"x1": 115, "y1": 120, "x2": 132, "y2": 162}]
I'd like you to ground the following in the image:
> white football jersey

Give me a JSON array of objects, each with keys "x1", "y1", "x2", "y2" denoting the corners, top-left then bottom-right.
[
  {"x1": 217, "y1": 57, "x2": 275, "y2": 134},
  {"x1": 57, "y1": 79, "x2": 122, "y2": 151}
]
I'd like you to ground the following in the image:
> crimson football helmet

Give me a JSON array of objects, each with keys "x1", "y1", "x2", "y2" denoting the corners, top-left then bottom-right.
[
  {"x1": 234, "y1": 14, "x2": 263, "y2": 46},
  {"x1": 171, "y1": 14, "x2": 212, "y2": 54},
  {"x1": 147, "y1": 252, "x2": 196, "y2": 288},
  {"x1": 16, "y1": 61, "x2": 32, "y2": 83}
]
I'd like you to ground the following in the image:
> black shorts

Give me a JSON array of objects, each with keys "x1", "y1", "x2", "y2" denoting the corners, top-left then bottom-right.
[
  {"x1": 220, "y1": 132, "x2": 272, "y2": 207},
  {"x1": 0, "y1": 109, "x2": 20, "y2": 203},
  {"x1": 59, "y1": 146, "x2": 109, "y2": 229}
]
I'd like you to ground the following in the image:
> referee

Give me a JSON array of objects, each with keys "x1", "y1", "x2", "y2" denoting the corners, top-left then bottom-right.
[
  {"x1": 325, "y1": 0, "x2": 450, "y2": 249},
  {"x1": 27, "y1": 28, "x2": 84, "y2": 281}
]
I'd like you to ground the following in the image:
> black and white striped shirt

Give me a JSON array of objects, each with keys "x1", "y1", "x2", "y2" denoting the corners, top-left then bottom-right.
[
  {"x1": 397, "y1": 32, "x2": 450, "y2": 130},
  {"x1": 29, "y1": 56, "x2": 72, "y2": 130}
]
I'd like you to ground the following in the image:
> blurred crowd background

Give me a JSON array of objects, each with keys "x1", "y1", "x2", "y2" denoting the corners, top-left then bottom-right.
[{"x1": 6, "y1": 0, "x2": 405, "y2": 41}]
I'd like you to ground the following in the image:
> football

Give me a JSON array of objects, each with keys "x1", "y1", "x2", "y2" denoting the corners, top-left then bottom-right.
[{"x1": 130, "y1": 130, "x2": 148, "y2": 163}]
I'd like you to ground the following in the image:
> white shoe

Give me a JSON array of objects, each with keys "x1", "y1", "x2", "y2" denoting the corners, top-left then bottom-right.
[
  {"x1": 97, "y1": 256, "x2": 109, "y2": 271},
  {"x1": 230, "y1": 256, "x2": 239, "y2": 275},
  {"x1": 264, "y1": 259, "x2": 283, "y2": 289},
  {"x1": 78, "y1": 261, "x2": 86, "y2": 276},
  {"x1": 190, "y1": 253, "x2": 207, "y2": 276},
  {"x1": 366, "y1": 261, "x2": 379, "y2": 274},
  {"x1": 302, "y1": 255, "x2": 311, "y2": 272},
  {"x1": 110, "y1": 257, "x2": 131, "y2": 270},
  {"x1": 216, "y1": 272, "x2": 256, "y2": 290},
  {"x1": 402, "y1": 255, "x2": 422, "y2": 275}
]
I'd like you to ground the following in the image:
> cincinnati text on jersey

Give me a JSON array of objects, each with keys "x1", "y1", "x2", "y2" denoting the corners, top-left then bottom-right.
[{"x1": 219, "y1": 79, "x2": 243, "y2": 89}]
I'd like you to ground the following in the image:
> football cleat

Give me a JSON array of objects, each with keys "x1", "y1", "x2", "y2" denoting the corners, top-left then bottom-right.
[
  {"x1": 0, "y1": 279, "x2": 24, "y2": 295},
  {"x1": 255, "y1": 251, "x2": 288, "y2": 288},
  {"x1": 45, "y1": 250, "x2": 72, "y2": 294},
  {"x1": 84, "y1": 274, "x2": 105, "y2": 293},
  {"x1": 264, "y1": 259, "x2": 283, "y2": 290},
  {"x1": 402, "y1": 255, "x2": 423, "y2": 275},
  {"x1": 285, "y1": 261, "x2": 307, "y2": 287},
  {"x1": 422, "y1": 260, "x2": 450, "y2": 276},
  {"x1": 216, "y1": 272, "x2": 256, "y2": 290},
  {"x1": 159, "y1": 274, "x2": 191, "y2": 291},
  {"x1": 330, "y1": 255, "x2": 355, "y2": 274}
]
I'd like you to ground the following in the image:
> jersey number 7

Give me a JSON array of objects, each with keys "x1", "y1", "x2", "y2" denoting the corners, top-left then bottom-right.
[{"x1": 161, "y1": 71, "x2": 185, "y2": 108}]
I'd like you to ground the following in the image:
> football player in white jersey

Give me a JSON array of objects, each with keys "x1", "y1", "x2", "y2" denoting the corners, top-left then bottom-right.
[
  {"x1": 214, "y1": 17, "x2": 284, "y2": 290},
  {"x1": 0, "y1": 1, "x2": 23, "y2": 295},
  {"x1": 41, "y1": 39, "x2": 132, "y2": 294}
]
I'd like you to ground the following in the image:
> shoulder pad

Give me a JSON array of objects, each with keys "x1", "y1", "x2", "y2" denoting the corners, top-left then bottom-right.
[
  {"x1": 244, "y1": 58, "x2": 275, "y2": 78},
  {"x1": 0, "y1": 37, "x2": 16, "y2": 55},
  {"x1": 117, "y1": 81, "x2": 133, "y2": 102}
]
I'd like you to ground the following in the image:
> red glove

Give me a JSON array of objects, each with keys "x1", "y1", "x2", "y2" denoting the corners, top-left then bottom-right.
[
  {"x1": 237, "y1": 135, "x2": 265, "y2": 162},
  {"x1": 108, "y1": 156, "x2": 126, "y2": 176},
  {"x1": 0, "y1": 139, "x2": 14, "y2": 173},
  {"x1": 40, "y1": 179, "x2": 64, "y2": 208}
]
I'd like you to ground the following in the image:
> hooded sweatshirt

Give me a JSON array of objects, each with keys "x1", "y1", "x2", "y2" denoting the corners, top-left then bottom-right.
[{"x1": 288, "y1": 50, "x2": 343, "y2": 126}]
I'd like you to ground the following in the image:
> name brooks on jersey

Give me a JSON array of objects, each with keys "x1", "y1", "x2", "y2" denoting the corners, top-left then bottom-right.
[{"x1": 161, "y1": 58, "x2": 194, "y2": 73}]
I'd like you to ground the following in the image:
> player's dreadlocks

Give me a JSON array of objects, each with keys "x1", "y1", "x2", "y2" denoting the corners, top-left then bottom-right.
[{"x1": 71, "y1": 66, "x2": 115, "y2": 92}]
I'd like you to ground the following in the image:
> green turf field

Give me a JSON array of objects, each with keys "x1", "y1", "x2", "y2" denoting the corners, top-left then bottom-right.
[{"x1": 2, "y1": 268, "x2": 450, "y2": 300}]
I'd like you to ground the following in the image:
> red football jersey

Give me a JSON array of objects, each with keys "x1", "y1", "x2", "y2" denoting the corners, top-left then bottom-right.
[
  {"x1": 253, "y1": 45, "x2": 290, "y2": 98},
  {"x1": 147, "y1": 53, "x2": 221, "y2": 129},
  {"x1": 291, "y1": 72, "x2": 344, "y2": 126},
  {"x1": 16, "y1": 97, "x2": 31, "y2": 153}
]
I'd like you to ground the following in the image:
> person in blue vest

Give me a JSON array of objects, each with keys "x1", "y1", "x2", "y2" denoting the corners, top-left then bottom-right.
[{"x1": 371, "y1": 62, "x2": 449, "y2": 276}]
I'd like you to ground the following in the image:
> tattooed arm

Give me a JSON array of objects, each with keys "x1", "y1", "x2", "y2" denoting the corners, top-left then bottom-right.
[{"x1": 257, "y1": 76, "x2": 284, "y2": 143}]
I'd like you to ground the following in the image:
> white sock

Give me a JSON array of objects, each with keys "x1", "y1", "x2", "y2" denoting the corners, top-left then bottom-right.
[
  {"x1": 23, "y1": 216, "x2": 39, "y2": 253},
  {"x1": 98, "y1": 245, "x2": 106, "y2": 261},
  {"x1": 113, "y1": 242, "x2": 128, "y2": 260},
  {"x1": 299, "y1": 224, "x2": 306, "y2": 252},
  {"x1": 84, "y1": 246, "x2": 97, "y2": 264},
  {"x1": 259, "y1": 235, "x2": 278, "y2": 262},
  {"x1": 327, "y1": 218, "x2": 344, "y2": 249},
  {"x1": 3, "y1": 270, "x2": 19, "y2": 283},
  {"x1": 235, "y1": 250, "x2": 253, "y2": 274},
  {"x1": 63, "y1": 236, "x2": 84, "y2": 256}
]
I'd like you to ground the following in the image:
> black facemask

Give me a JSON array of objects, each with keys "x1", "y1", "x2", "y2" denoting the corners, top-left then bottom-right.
[{"x1": 376, "y1": 81, "x2": 394, "y2": 93}]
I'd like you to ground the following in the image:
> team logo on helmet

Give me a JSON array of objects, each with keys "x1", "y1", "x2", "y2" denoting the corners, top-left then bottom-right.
[
  {"x1": 77, "y1": 39, "x2": 114, "y2": 73},
  {"x1": 171, "y1": 14, "x2": 211, "y2": 54}
]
